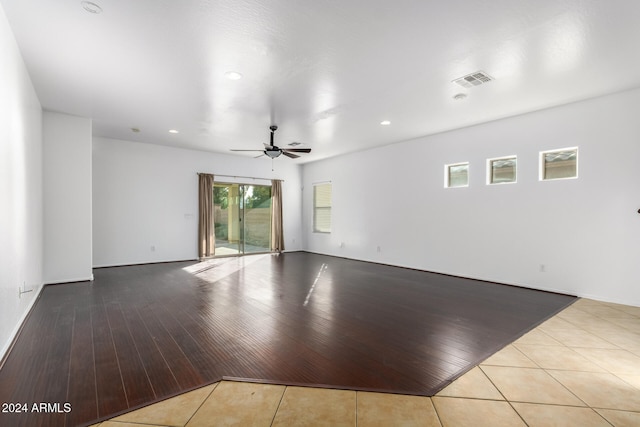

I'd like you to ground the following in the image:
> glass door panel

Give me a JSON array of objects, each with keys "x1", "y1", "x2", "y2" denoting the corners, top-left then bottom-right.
[
  {"x1": 213, "y1": 183, "x2": 241, "y2": 255},
  {"x1": 242, "y1": 185, "x2": 272, "y2": 253},
  {"x1": 213, "y1": 183, "x2": 272, "y2": 256}
]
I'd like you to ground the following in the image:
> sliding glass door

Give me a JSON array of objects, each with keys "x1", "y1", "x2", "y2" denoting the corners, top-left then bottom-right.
[
  {"x1": 213, "y1": 183, "x2": 272, "y2": 256},
  {"x1": 242, "y1": 185, "x2": 272, "y2": 253}
]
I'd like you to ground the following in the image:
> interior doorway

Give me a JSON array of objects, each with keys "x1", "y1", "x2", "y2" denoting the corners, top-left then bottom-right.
[{"x1": 213, "y1": 183, "x2": 272, "y2": 256}]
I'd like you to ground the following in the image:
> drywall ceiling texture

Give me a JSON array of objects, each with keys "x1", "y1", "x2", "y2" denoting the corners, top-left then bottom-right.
[
  {"x1": 2, "y1": 0, "x2": 640, "y2": 162},
  {"x1": 92, "y1": 138, "x2": 303, "y2": 267},
  {"x1": 302, "y1": 88, "x2": 640, "y2": 307},
  {"x1": 0, "y1": 3, "x2": 43, "y2": 358}
]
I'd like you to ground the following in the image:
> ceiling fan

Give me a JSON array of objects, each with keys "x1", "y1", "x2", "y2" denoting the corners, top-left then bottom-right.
[{"x1": 230, "y1": 125, "x2": 311, "y2": 159}]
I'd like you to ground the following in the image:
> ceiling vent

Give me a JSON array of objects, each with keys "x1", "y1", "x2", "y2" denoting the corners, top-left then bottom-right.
[{"x1": 453, "y1": 71, "x2": 493, "y2": 88}]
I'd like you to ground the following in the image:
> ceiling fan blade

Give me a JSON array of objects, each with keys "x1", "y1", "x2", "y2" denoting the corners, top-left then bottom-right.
[
  {"x1": 230, "y1": 149, "x2": 265, "y2": 152},
  {"x1": 282, "y1": 151, "x2": 300, "y2": 159},
  {"x1": 283, "y1": 148, "x2": 311, "y2": 153},
  {"x1": 254, "y1": 153, "x2": 265, "y2": 158}
]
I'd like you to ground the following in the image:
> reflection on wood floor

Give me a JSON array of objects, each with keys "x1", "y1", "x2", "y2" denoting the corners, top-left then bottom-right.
[{"x1": 0, "y1": 252, "x2": 575, "y2": 426}]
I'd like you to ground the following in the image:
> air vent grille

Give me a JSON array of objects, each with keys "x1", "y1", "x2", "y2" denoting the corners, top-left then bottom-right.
[{"x1": 453, "y1": 71, "x2": 493, "y2": 88}]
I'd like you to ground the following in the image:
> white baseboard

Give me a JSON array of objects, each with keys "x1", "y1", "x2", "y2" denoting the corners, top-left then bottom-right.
[
  {"x1": 0, "y1": 284, "x2": 45, "y2": 368},
  {"x1": 44, "y1": 276, "x2": 93, "y2": 285}
]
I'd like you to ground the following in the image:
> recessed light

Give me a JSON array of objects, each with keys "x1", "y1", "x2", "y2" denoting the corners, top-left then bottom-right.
[
  {"x1": 380, "y1": 120, "x2": 391, "y2": 126},
  {"x1": 224, "y1": 71, "x2": 243, "y2": 80},
  {"x1": 81, "y1": 1, "x2": 102, "y2": 14},
  {"x1": 169, "y1": 129, "x2": 179, "y2": 134},
  {"x1": 453, "y1": 93, "x2": 468, "y2": 100},
  {"x1": 131, "y1": 127, "x2": 140, "y2": 133}
]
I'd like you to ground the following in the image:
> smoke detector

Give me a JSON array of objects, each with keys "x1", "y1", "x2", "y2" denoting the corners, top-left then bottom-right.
[{"x1": 453, "y1": 71, "x2": 493, "y2": 88}]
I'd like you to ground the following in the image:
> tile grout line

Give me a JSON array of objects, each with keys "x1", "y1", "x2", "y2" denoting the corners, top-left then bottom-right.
[
  {"x1": 269, "y1": 384, "x2": 288, "y2": 426},
  {"x1": 478, "y1": 341, "x2": 587, "y2": 427},
  {"x1": 475, "y1": 363, "x2": 531, "y2": 425},
  {"x1": 535, "y1": 313, "x2": 617, "y2": 414},
  {"x1": 518, "y1": 317, "x2": 596, "y2": 411},
  {"x1": 354, "y1": 390, "x2": 358, "y2": 427},
  {"x1": 554, "y1": 307, "x2": 640, "y2": 394},
  {"x1": 562, "y1": 312, "x2": 627, "y2": 351},
  {"x1": 429, "y1": 395, "x2": 444, "y2": 427},
  {"x1": 520, "y1": 303, "x2": 640, "y2": 412},
  {"x1": 182, "y1": 381, "x2": 220, "y2": 427},
  {"x1": 526, "y1": 327, "x2": 594, "y2": 409}
]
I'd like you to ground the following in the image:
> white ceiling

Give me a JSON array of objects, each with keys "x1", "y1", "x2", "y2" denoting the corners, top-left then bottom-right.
[{"x1": 3, "y1": 0, "x2": 640, "y2": 163}]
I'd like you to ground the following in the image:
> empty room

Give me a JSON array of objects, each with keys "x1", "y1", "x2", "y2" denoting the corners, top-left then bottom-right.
[{"x1": 1, "y1": 1, "x2": 640, "y2": 426}]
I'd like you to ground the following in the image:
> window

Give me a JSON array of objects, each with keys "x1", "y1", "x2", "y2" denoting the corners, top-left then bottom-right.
[
  {"x1": 313, "y1": 183, "x2": 332, "y2": 233},
  {"x1": 445, "y1": 162, "x2": 469, "y2": 188},
  {"x1": 487, "y1": 156, "x2": 517, "y2": 184},
  {"x1": 540, "y1": 148, "x2": 578, "y2": 180}
]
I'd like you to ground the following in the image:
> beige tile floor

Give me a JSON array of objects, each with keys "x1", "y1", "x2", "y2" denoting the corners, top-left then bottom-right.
[{"x1": 91, "y1": 298, "x2": 640, "y2": 426}]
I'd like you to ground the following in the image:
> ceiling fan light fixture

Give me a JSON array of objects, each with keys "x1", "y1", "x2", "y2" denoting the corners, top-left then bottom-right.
[{"x1": 265, "y1": 150, "x2": 281, "y2": 159}]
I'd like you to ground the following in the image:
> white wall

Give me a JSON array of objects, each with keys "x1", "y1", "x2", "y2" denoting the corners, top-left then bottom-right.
[
  {"x1": 0, "y1": 3, "x2": 43, "y2": 358},
  {"x1": 302, "y1": 88, "x2": 640, "y2": 306},
  {"x1": 43, "y1": 112, "x2": 93, "y2": 283},
  {"x1": 92, "y1": 138, "x2": 303, "y2": 267}
]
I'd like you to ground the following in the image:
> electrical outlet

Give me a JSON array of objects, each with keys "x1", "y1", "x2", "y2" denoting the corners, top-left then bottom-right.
[
  {"x1": 540, "y1": 264, "x2": 546, "y2": 272},
  {"x1": 377, "y1": 246, "x2": 381, "y2": 253},
  {"x1": 150, "y1": 245, "x2": 156, "y2": 252},
  {"x1": 340, "y1": 242, "x2": 345, "y2": 248}
]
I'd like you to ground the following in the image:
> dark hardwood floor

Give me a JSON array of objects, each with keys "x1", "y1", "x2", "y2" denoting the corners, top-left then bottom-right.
[{"x1": 0, "y1": 252, "x2": 575, "y2": 426}]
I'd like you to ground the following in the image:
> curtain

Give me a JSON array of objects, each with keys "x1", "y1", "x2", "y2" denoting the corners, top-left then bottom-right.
[
  {"x1": 271, "y1": 179, "x2": 285, "y2": 252},
  {"x1": 198, "y1": 173, "x2": 215, "y2": 259}
]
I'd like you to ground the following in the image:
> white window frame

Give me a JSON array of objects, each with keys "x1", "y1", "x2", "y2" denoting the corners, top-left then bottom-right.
[
  {"x1": 444, "y1": 162, "x2": 469, "y2": 188},
  {"x1": 313, "y1": 183, "x2": 332, "y2": 233},
  {"x1": 539, "y1": 147, "x2": 578, "y2": 181},
  {"x1": 487, "y1": 155, "x2": 518, "y2": 185}
]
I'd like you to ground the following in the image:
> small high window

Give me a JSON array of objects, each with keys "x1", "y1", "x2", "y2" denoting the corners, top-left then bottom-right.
[
  {"x1": 540, "y1": 148, "x2": 578, "y2": 180},
  {"x1": 445, "y1": 163, "x2": 469, "y2": 188},
  {"x1": 487, "y1": 156, "x2": 517, "y2": 184}
]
